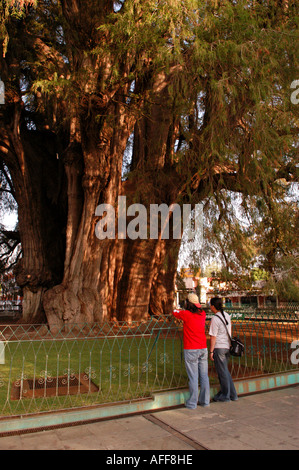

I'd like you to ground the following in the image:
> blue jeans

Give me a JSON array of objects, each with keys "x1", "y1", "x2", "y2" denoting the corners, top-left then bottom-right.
[
  {"x1": 213, "y1": 348, "x2": 238, "y2": 402},
  {"x1": 184, "y1": 349, "x2": 210, "y2": 408}
]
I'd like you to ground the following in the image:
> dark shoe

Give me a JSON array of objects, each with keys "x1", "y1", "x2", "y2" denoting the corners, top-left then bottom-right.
[{"x1": 212, "y1": 397, "x2": 230, "y2": 402}]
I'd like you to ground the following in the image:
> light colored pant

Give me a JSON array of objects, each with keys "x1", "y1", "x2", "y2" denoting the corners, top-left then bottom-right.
[{"x1": 184, "y1": 349, "x2": 210, "y2": 408}]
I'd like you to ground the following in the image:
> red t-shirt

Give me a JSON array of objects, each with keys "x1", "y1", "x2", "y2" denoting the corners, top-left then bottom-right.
[{"x1": 173, "y1": 309, "x2": 207, "y2": 350}]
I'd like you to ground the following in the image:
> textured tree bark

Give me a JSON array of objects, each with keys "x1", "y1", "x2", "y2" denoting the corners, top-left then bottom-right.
[
  {"x1": 42, "y1": 97, "x2": 136, "y2": 328},
  {"x1": 1, "y1": 1, "x2": 188, "y2": 327},
  {"x1": 37, "y1": 56, "x2": 184, "y2": 328},
  {"x1": 0, "y1": 109, "x2": 67, "y2": 323},
  {"x1": 149, "y1": 238, "x2": 181, "y2": 318}
]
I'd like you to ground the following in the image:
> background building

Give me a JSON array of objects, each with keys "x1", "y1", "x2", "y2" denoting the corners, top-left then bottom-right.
[
  {"x1": 0, "y1": 271, "x2": 22, "y2": 320},
  {"x1": 176, "y1": 267, "x2": 290, "y2": 310}
]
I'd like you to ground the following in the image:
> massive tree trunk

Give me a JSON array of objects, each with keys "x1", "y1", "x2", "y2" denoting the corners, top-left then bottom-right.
[
  {"x1": 0, "y1": 107, "x2": 67, "y2": 322},
  {"x1": 42, "y1": 97, "x2": 139, "y2": 327},
  {"x1": 41, "y1": 62, "x2": 184, "y2": 329}
]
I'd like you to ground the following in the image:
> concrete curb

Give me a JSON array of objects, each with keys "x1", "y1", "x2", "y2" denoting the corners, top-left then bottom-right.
[{"x1": 0, "y1": 370, "x2": 298, "y2": 436}]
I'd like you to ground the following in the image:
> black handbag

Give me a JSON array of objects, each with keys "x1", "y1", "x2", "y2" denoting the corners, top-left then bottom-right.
[{"x1": 216, "y1": 313, "x2": 245, "y2": 357}]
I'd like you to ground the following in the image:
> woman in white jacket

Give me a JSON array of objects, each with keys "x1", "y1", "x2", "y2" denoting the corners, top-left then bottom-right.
[{"x1": 209, "y1": 297, "x2": 238, "y2": 402}]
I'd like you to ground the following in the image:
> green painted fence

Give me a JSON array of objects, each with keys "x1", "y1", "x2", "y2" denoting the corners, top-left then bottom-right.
[{"x1": 0, "y1": 310, "x2": 298, "y2": 417}]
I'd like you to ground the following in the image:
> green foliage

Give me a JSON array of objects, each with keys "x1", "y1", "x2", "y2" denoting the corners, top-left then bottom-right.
[
  {"x1": 195, "y1": 185, "x2": 299, "y2": 300},
  {"x1": 0, "y1": 0, "x2": 37, "y2": 55},
  {"x1": 1, "y1": 0, "x2": 298, "y2": 302}
]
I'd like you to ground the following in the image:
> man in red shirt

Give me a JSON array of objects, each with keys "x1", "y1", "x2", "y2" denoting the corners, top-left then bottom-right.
[{"x1": 173, "y1": 293, "x2": 210, "y2": 408}]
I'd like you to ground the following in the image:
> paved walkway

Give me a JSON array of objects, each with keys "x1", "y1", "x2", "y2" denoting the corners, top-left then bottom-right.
[{"x1": 0, "y1": 386, "x2": 298, "y2": 451}]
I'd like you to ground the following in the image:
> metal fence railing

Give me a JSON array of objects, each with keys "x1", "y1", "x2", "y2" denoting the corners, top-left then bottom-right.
[{"x1": 0, "y1": 310, "x2": 298, "y2": 417}]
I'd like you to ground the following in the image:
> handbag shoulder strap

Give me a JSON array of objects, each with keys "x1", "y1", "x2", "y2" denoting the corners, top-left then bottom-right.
[{"x1": 215, "y1": 313, "x2": 232, "y2": 341}]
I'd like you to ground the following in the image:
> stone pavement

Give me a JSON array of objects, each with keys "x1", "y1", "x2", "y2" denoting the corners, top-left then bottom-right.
[{"x1": 0, "y1": 386, "x2": 298, "y2": 451}]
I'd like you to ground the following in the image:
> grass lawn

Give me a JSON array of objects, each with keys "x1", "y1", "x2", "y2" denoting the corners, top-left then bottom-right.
[
  {"x1": 0, "y1": 323, "x2": 296, "y2": 416},
  {"x1": 0, "y1": 333, "x2": 189, "y2": 416}
]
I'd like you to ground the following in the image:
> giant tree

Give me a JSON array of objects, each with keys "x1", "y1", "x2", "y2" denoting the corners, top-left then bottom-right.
[{"x1": 0, "y1": 0, "x2": 298, "y2": 328}]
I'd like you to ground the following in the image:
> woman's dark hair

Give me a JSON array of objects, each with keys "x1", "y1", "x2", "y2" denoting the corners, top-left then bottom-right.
[
  {"x1": 210, "y1": 297, "x2": 224, "y2": 313},
  {"x1": 185, "y1": 299, "x2": 203, "y2": 314}
]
